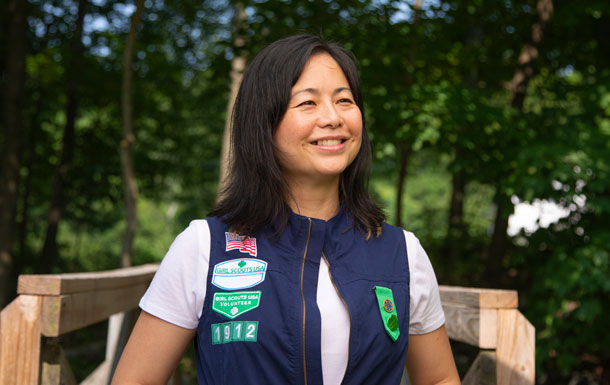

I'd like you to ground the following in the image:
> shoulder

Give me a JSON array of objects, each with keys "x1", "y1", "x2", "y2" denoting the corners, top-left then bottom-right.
[
  {"x1": 397, "y1": 228, "x2": 446, "y2": 334},
  {"x1": 139, "y1": 219, "x2": 212, "y2": 329},
  {"x1": 376, "y1": 223, "x2": 423, "y2": 257}
]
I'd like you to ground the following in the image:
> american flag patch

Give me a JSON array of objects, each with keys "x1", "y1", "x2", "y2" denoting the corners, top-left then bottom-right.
[{"x1": 225, "y1": 232, "x2": 257, "y2": 256}]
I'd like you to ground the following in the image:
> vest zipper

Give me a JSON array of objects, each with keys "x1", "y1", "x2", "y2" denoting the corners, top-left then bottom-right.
[
  {"x1": 321, "y1": 253, "x2": 352, "y2": 383},
  {"x1": 300, "y1": 218, "x2": 313, "y2": 385}
]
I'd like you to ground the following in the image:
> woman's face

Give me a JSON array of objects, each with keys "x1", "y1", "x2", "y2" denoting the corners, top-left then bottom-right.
[{"x1": 274, "y1": 53, "x2": 363, "y2": 185}]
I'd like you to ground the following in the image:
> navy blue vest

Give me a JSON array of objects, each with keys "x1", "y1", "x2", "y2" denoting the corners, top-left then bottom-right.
[{"x1": 195, "y1": 209, "x2": 410, "y2": 384}]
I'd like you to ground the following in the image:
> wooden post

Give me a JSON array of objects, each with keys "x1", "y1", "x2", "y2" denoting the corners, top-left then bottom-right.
[
  {"x1": 40, "y1": 337, "x2": 78, "y2": 385},
  {"x1": 0, "y1": 295, "x2": 42, "y2": 385},
  {"x1": 462, "y1": 351, "x2": 497, "y2": 385},
  {"x1": 497, "y1": 309, "x2": 535, "y2": 385},
  {"x1": 439, "y1": 286, "x2": 535, "y2": 385}
]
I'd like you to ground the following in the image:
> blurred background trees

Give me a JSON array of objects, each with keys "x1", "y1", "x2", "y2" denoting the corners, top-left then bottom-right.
[{"x1": 1, "y1": 0, "x2": 608, "y2": 383}]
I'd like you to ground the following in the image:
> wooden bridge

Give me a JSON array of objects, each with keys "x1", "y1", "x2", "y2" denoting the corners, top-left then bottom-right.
[{"x1": 0, "y1": 264, "x2": 534, "y2": 384}]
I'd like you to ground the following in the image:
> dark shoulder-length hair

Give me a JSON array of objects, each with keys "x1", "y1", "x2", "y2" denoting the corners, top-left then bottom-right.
[{"x1": 209, "y1": 34, "x2": 385, "y2": 237}]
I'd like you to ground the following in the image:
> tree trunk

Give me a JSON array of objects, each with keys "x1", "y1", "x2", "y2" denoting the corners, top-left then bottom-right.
[
  {"x1": 445, "y1": 166, "x2": 466, "y2": 261},
  {"x1": 444, "y1": 23, "x2": 480, "y2": 261},
  {"x1": 218, "y1": 2, "x2": 247, "y2": 199},
  {"x1": 39, "y1": 0, "x2": 87, "y2": 273},
  {"x1": 394, "y1": 0, "x2": 420, "y2": 228},
  {"x1": 486, "y1": 0, "x2": 553, "y2": 285},
  {"x1": 486, "y1": 192, "x2": 511, "y2": 286},
  {"x1": 17, "y1": 102, "x2": 40, "y2": 259},
  {"x1": 120, "y1": 0, "x2": 145, "y2": 268},
  {"x1": 0, "y1": 0, "x2": 27, "y2": 307},
  {"x1": 394, "y1": 143, "x2": 412, "y2": 228},
  {"x1": 508, "y1": 0, "x2": 554, "y2": 110}
]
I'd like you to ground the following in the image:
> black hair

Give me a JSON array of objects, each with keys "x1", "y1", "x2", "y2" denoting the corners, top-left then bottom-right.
[{"x1": 210, "y1": 34, "x2": 385, "y2": 237}]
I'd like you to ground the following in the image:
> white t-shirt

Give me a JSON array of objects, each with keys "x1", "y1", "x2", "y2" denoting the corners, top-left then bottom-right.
[{"x1": 140, "y1": 220, "x2": 445, "y2": 385}]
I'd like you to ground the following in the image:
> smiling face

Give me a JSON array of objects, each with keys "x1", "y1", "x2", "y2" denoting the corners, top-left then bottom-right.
[{"x1": 274, "y1": 53, "x2": 363, "y2": 187}]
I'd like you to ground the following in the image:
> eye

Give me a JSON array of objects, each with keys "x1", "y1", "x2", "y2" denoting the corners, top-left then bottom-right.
[
  {"x1": 338, "y1": 98, "x2": 354, "y2": 104},
  {"x1": 297, "y1": 100, "x2": 316, "y2": 107}
]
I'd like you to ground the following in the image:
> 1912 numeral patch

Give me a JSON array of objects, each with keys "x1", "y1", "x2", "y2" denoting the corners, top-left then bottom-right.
[{"x1": 211, "y1": 321, "x2": 258, "y2": 344}]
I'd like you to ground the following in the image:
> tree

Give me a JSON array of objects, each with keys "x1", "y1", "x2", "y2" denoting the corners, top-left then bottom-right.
[
  {"x1": 120, "y1": 0, "x2": 145, "y2": 267},
  {"x1": 39, "y1": 0, "x2": 88, "y2": 273},
  {"x1": 0, "y1": 0, "x2": 27, "y2": 306},
  {"x1": 218, "y1": 1, "x2": 247, "y2": 197},
  {"x1": 486, "y1": 0, "x2": 554, "y2": 285}
]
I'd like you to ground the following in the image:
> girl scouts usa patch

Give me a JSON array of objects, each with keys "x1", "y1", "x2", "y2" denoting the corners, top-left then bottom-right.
[{"x1": 212, "y1": 258, "x2": 268, "y2": 290}]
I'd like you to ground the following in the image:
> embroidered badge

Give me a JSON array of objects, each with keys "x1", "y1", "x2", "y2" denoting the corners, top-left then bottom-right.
[
  {"x1": 387, "y1": 314, "x2": 399, "y2": 331},
  {"x1": 212, "y1": 258, "x2": 267, "y2": 290},
  {"x1": 374, "y1": 286, "x2": 400, "y2": 342},
  {"x1": 225, "y1": 232, "x2": 257, "y2": 256},
  {"x1": 211, "y1": 321, "x2": 258, "y2": 344},
  {"x1": 383, "y1": 299, "x2": 394, "y2": 313},
  {"x1": 212, "y1": 291, "x2": 261, "y2": 319}
]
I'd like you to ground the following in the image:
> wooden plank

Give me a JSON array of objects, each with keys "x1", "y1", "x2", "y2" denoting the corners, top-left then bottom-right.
[
  {"x1": 0, "y1": 295, "x2": 42, "y2": 385},
  {"x1": 496, "y1": 309, "x2": 535, "y2": 385},
  {"x1": 40, "y1": 337, "x2": 78, "y2": 385},
  {"x1": 41, "y1": 281, "x2": 149, "y2": 337},
  {"x1": 442, "y1": 303, "x2": 497, "y2": 349},
  {"x1": 80, "y1": 360, "x2": 111, "y2": 385},
  {"x1": 462, "y1": 350, "x2": 497, "y2": 385},
  {"x1": 439, "y1": 285, "x2": 518, "y2": 309},
  {"x1": 18, "y1": 263, "x2": 159, "y2": 296},
  {"x1": 106, "y1": 310, "x2": 137, "y2": 381}
]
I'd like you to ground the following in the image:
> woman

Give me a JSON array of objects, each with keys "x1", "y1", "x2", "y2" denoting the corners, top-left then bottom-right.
[{"x1": 112, "y1": 35, "x2": 460, "y2": 385}]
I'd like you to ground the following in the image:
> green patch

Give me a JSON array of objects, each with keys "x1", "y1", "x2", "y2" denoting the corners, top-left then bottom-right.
[
  {"x1": 212, "y1": 291, "x2": 261, "y2": 319},
  {"x1": 211, "y1": 321, "x2": 258, "y2": 344},
  {"x1": 211, "y1": 324, "x2": 222, "y2": 344},
  {"x1": 244, "y1": 321, "x2": 259, "y2": 342},
  {"x1": 374, "y1": 286, "x2": 400, "y2": 342},
  {"x1": 232, "y1": 321, "x2": 245, "y2": 341}
]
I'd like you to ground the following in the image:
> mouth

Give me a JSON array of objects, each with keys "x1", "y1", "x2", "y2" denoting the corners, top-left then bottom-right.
[{"x1": 311, "y1": 139, "x2": 346, "y2": 146}]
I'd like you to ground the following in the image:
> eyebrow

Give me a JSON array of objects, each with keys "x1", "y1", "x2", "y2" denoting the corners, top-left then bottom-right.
[{"x1": 290, "y1": 87, "x2": 353, "y2": 98}]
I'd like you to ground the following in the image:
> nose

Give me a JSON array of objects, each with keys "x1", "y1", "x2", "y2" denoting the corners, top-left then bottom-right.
[{"x1": 317, "y1": 101, "x2": 342, "y2": 129}]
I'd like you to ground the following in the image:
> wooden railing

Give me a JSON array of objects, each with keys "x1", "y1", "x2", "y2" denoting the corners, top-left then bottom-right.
[
  {"x1": 439, "y1": 286, "x2": 535, "y2": 385},
  {"x1": 0, "y1": 266, "x2": 534, "y2": 384},
  {"x1": 0, "y1": 264, "x2": 158, "y2": 385}
]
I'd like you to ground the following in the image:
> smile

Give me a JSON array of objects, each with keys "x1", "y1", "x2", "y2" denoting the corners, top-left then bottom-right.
[{"x1": 312, "y1": 139, "x2": 346, "y2": 146}]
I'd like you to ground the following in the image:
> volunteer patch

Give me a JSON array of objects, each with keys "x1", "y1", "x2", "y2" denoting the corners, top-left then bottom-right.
[
  {"x1": 212, "y1": 291, "x2": 261, "y2": 319},
  {"x1": 212, "y1": 258, "x2": 267, "y2": 290},
  {"x1": 225, "y1": 232, "x2": 257, "y2": 256}
]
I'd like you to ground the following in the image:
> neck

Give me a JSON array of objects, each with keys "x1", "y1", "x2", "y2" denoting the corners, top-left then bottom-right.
[{"x1": 284, "y1": 176, "x2": 341, "y2": 221}]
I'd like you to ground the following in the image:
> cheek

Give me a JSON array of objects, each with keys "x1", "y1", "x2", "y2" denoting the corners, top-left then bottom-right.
[
  {"x1": 351, "y1": 116, "x2": 363, "y2": 142},
  {"x1": 274, "y1": 129, "x2": 296, "y2": 153},
  {"x1": 349, "y1": 115, "x2": 364, "y2": 160},
  {"x1": 346, "y1": 109, "x2": 363, "y2": 132}
]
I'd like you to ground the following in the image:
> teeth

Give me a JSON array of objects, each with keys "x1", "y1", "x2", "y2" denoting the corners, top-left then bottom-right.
[{"x1": 317, "y1": 139, "x2": 342, "y2": 146}]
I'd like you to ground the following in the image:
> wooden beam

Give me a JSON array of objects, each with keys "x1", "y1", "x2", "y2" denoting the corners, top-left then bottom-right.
[
  {"x1": 442, "y1": 303, "x2": 497, "y2": 349},
  {"x1": 40, "y1": 337, "x2": 77, "y2": 385},
  {"x1": 0, "y1": 295, "x2": 42, "y2": 385},
  {"x1": 80, "y1": 360, "x2": 111, "y2": 385},
  {"x1": 18, "y1": 263, "x2": 158, "y2": 296},
  {"x1": 462, "y1": 350, "x2": 497, "y2": 385},
  {"x1": 496, "y1": 309, "x2": 535, "y2": 385},
  {"x1": 41, "y1": 281, "x2": 149, "y2": 337},
  {"x1": 439, "y1": 285, "x2": 518, "y2": 309}
]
